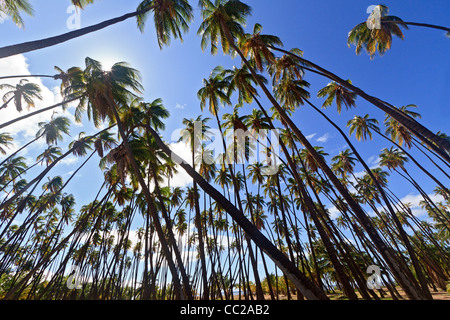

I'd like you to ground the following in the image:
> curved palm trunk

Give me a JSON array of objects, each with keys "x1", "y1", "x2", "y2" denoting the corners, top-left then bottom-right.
[
  {"x1": 382, "y1": 20, "x2": 450, "y2": 32},
  {"x1": 146, "y1": 124, "x2": 329, "y2": 300},
  {"x1": 213, "y1": 113, "x2": 265, "y2": 300},
  {"x1": 150, "y1": 164, "x2": 194, "y2": 299},
  {"x1": 0, "y1": 134, "x2": 43, "y2": 168},
  {"x1": 0, "y1": 75, "x2": 56, "y2": 81},
  {"x1": 303, "y1": 98, "x2": 433, "y2": 299},
  {"x1": 227, "y1": 37, "x2": 426, "y2": 299},
  {"x1": 0, "y1": 7, "x2": 155, "y2": 59},
  {"x1": 106, "y1": 95, "x2": 184, "y2": 300},
  {"x1": 268, "y1": 46, "x2": 450, "y2": 159}
]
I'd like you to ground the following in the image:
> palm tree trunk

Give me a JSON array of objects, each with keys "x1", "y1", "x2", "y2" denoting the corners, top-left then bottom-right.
[
  {"x1": 268, "y1": 46, "x2": 450, "y2": 158},
  {"x1": 0, "y1": 95, "x2": 83, "y2": 130},
  {"x1": 303, "y1": 98, "x2": 433, "y2": 299},
  {"x1": 106, "y1": 94, "x2": 184, "y2": 300},
  {"x1": 0, "y1": 7, "x2": 155, "y2": 59},
  {"x1": 150, "y1": 164, "x2": 194, "y2": 299},
  {"x1": 228, "y1": 38, "x2": 425, "y2": 300},
  {"x1": 0, "y1": 134, "x2": 43, "y2": 168},
  {"x1": 146, "y1": 125, "x2": 329, "y2": 300},
  {"x1": 382, "y1": 20, "x2": 450, "y2": 32},
  {"x1": 0, "y1": 74, "x2": 56, "y2": 81}
]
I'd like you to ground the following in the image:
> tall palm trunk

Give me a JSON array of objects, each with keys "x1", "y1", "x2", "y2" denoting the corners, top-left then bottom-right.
[
  {"x1": 382, "y1": 20, "x2": 450, "y2": 32},
  {"x1": 0, "y1": 95, "x2": 83, "y2": 131},
  {"x1": 268, "y1": 46, "x2": 450, "y2": 159},
  {"x1": 150, "y1": 163, "x2": 194, "y2": 299},
  {"x1": 225, "y1": 33, "x2": 426, "y2": 300},
  {"x1": 213, "y1": 112, "x2": 265, "y2": 300},
  {"x1": 105, "y1": 94, "x2": 184, "y2": 300},
  {"x1": 0, "y1": 7, "x2": 155, "y2": 59},
  {"x1": 146, "y1": 124, "x2": 329, "y2": 300},
  {"x1": 303, "y1": 98, "x2": 433, "y2": 299}
]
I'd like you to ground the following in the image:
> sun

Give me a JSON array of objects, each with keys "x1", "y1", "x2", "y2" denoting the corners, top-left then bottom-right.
[{"x1": 100, "y1": 57, "x2": 117, "y2": 71}]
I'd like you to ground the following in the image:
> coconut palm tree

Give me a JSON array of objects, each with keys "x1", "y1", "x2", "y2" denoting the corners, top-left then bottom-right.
[
  {"x1": 347, "y1": 115, "x2": 380, "y2": 142},
  {"x1": 136, "y1": 0, "x2": 193, "y2": 48},
  {"x1": 0, "y1": 115, "x2": 70, "y2": 169},
  {"x1": 331, "y1": 149, "x2": 357, "y2": 180},
  {"x1": 317, "y1": 80, "x2": 357, "y2": 114},
  {"x1": 349, "y1": 4, "x2": 450, "y2": 59},
  {"x1": 348, "y1": 5, "x2": 408, "y2": 59},
  {"x1": 0, "y1": 79, "x2": 42, "y2": 112},
  {"x1": 0, "y1": 0, "x2": 193, "y2": 58}
]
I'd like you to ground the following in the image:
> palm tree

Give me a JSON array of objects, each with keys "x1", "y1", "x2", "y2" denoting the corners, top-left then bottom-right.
[
  {"x1": 0, "y1": 0, "x2": 34, "y2": 29},
  {"x1": 347, "y1": 115, "x2": 380, "y2": 142},
  {"x1": 331, "y1": 149, "x2": 357, "y2": 180},
  {"x1": 136, "y1": 0, "x2": 193, "y2": 48},
  {"x1": 36, "y1": 116, "x2": 71, "y2": 146},
  {"x1": 0, "y1": 79, "x2": 42, "y2": 112},
  {"x1": 317, "y1": 80, "x2": 357, "y2": 114},
  {"x1": 180, "y1": 116, "x2": 211, "y2": 299},
  {"x1": 36, "y1": 146, "x2": 62, "y2": 167},
  {"x1": 61, "y1": 58, "x2": 187, "y2": 300},
  {"x1": 267, "y1": 48, "x2": 305, "y2": 86},
  {"x1": 145, "y1": 123, "x2": 330, "y2": 300},
  {"x1": 348, "y1": 5, "x2": 408, "y2": 59},
  {"x1": 0, "y1": 156, "x2": 27, "y2": 184},
  {"x1": 0, "y1": 0, "x2": 193, "y2": 58},
  {"x1": 0, "y1": 115, "x2": 70, "y2": 169},
  {"x1": 238, "y1": 23, "x2": 283, "y2": 72},
  {"x1": 349, "y1": 114, "x2": 449, "y2": 195},
  {"x1": 349, "y1": 4, "x2": 450, "y2": 59},
  {"x1": 267, "y1": 48, "x2": 450, "y2": 157}
]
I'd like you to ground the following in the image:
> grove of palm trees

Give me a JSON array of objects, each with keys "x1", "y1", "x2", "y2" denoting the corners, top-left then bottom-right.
[{"x1": 0, "y1": 0, "x2": 449, "y2": 302}]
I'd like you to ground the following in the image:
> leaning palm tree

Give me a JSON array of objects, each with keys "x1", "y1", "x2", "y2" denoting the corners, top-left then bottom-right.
[
  {"x1": 0, "y1": 79, "x2": 42, "y2": 112},
  {"x1": 0, "y1": 115, "x2": 71, "y2": 169},
  {"x1": 347, "y1": 115, "x2": 380, "y2": 142},
  {"x1": 317, "y1": 80, "x2": 357, "y2": 114},
  {"x1": 198, "y1": 0, "x2": 430, "y2": 300},
  {"x1": 0, "y1": 0, "x2": 193, "y2": 58},
  {"x1": 349, "y1": 4, "x2": 450, "y2": 59},
  {"x1": 348, "y1": 5, "x2": 408, "y2": 59}
]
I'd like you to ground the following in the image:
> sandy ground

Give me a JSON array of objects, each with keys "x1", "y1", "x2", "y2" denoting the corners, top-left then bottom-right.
[{"x1": 252, "y1": 287, "x2": 450, "y2": 300}]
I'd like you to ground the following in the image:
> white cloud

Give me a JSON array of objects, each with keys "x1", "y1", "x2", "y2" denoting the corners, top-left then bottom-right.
[
  {"x1": 317, "y1": 133, "x2": 331, "y2": 143},
  {"x1": 306, "y1": 133, "x2": 317, "y2": 140},
  {"x1": 398, "y1": 193, "x2": 445, "y2": 217},
  {"x1": 175, "y1": 103, "x2": 186, "y2": 110},
  {"x1": 60, "y1": 155, "x2": 79, "y2": 166}
]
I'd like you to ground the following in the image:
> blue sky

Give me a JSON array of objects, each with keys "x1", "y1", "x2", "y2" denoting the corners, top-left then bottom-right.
[{"x1": 0, "y1": 1, "x2": 449, "y2": 230}]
